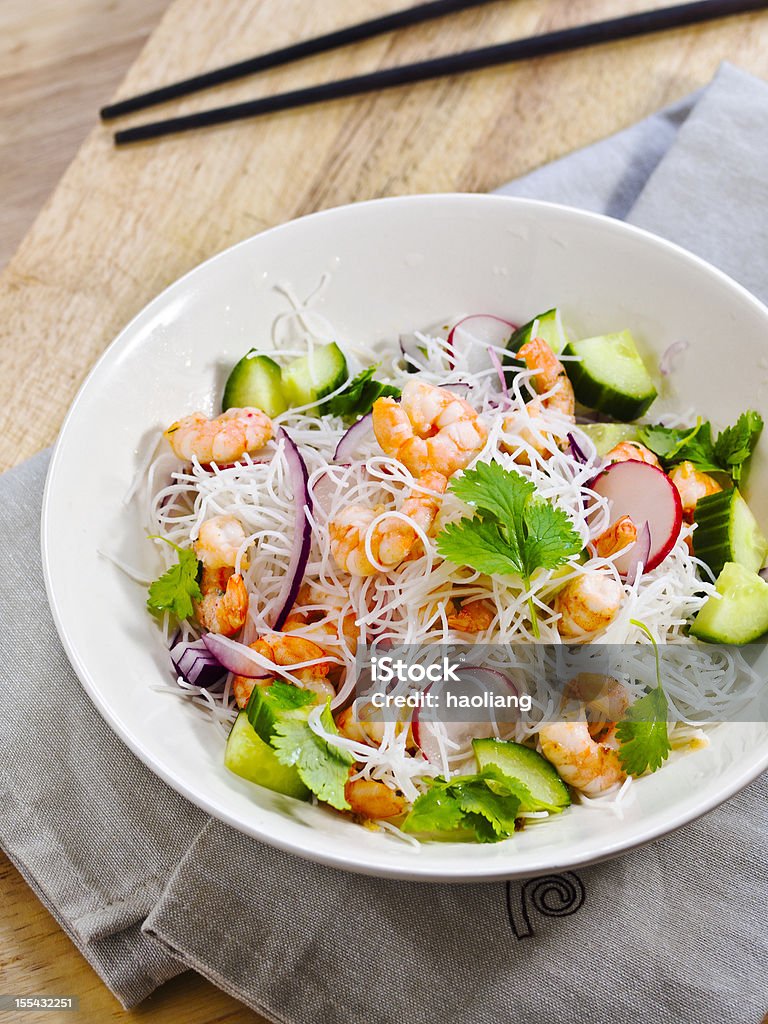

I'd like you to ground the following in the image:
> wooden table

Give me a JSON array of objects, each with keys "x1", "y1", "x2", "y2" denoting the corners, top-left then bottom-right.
[{"x1": 2, "y1": 1, "x2": 768, "y2": 1020}]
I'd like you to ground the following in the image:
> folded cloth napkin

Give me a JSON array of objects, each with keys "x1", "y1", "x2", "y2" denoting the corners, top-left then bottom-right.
[{"x1": 1, "y1": 61, "x2": 767, "y2": 1023}]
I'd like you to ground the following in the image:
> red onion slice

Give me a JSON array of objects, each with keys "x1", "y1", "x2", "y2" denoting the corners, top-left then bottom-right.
[
  {"x1": 624, "y1": 520, "x2": 652, "y2": 586},
  {"x1": 170, "y1": 637, "x2": 226, "y2": 688},
  {"x1": 269, "y1": 427, "x2": 313, "y2": 630},
  {"x1": 659, "y1": 339, "x2": 690, "y2": 376},
  {"x1": 567, "y1": 432, "x2": 589, "y2": 465},
  {"x1": 333, "y1": 412, "x2": 373, "y2": 462},
  {"x1": 201, "y1": 633, "x2": 274, "y2": 679},
  {"x1": 487, "y1": 346, "x2": 509, "y2": 397}
]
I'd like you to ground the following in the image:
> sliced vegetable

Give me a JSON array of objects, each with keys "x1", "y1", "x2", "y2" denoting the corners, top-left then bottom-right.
[
  {"x1": 563, "y1": 330, "x2": 657, "y2": 420},
  {"x1": 590, "y1": 460, "x2": 682, "y2": 574},
  {"x1": 271, "y1": 427, "x2": 312, "y2": 630},
  {"x1": 623, "y1": 521, "x2": 651, "y2": 586},
  {"x1": 246, "y1": 678, "x2": 315, "y2": 743},
  {"x1": 691, "y1": 561, "x2": 768, "y2": 644},
  {"x1": 222, "y1": 352, "x2": 288, "y2": 417},
  {"x1": 412, "y1": 669, "x2": 519, "y2": 764},
  {"x1": 694, "y1": 488, "x2": 768, "y2": 577},
  {"x1": 333, "y1": 412, "x2": 374, "y2": 462},
  {"x1": 506, "y1": 307, "x2": 567, "y2": 354},
  {"x1": 202, "y1": 633, "x2": 273, "y2": 678},
  {"x1": 472, "y1": 738, "x2": 570, "y2": 811},
  {"x1": 447, "y1": 314, "x2": 517, "y2": 373},
  {"x1": 579, "y1": 422, "x2": 639, "y2": 456},
  {"x1": 225, "y1": 711, "x2": 310, "y2": 800},
  {"x1": 170, "y1": 636, "x2": 226, "y2": 688},
  {"x1": 281, "y1": 342, "x2": 348, "y2": 410}
]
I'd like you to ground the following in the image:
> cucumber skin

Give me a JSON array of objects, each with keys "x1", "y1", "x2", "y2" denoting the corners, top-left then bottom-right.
[
  {"x1": 694, "y1": 489, "x2": 768, "y2": 577},
  {"x1": 222, "y1": 352, "x2": 288, "y2": 417},
  {"x1": 506, "y1": 308, "x2": 565, "y2": 355},
  {"x1": 691, "y1": 562, "x2": 768, "y2": 645},
  {"x1": 473, "y1": 738, "x2": 570, "y2": 810},
  {"x1": 563, "y1": 332, "x2": 658, "y2": 421},
  {"x1": 225, "y1": 712, "x2": 310, "y2": 800}
]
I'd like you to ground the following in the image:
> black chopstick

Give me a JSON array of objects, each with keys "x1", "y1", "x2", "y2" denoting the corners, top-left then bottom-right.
[
  {"x1": 101, "y1": 0, "x2": 499, "y2": 120},
  {"x1": 115, "y1": 0, "x2": 768, "y2": 145}
]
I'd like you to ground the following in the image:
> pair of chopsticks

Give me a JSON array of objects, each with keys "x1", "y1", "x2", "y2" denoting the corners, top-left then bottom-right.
[{"x1": 105, "y1": 0, "x2": 768, "y2": 145}]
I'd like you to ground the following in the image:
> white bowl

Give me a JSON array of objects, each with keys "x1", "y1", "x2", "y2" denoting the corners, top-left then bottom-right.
[{"x1": 42, "y1": 195, "x2": 768, "y2": 881}]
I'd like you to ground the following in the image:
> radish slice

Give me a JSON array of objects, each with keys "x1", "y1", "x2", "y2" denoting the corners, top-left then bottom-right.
[
  {"x1": 446, "y1": 314, "x2": 517, "y2": 372},
  {"x1": 590, "y1": 461, "x2": 682, "y2": 573},
  {"x1": 201, "y1": 633, "x2": 274, "y2": 679},
  {"x1": 623, "y1": 520, "x2": 651, "y2": 585},
  {"x1": 333, "y1": 412, "x2": 373, "y2": 462},
  {"x1": 412, "y1": 668, "x2": 519, "y2": 764}
]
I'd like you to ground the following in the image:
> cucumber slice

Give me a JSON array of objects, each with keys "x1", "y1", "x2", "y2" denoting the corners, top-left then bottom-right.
[
  {"x1": 246, "y1": 682, "x2": 280, "y2": 743},
  {"x1": 506, "y1": 308, "x2": 568, "y2": 355},
  {"x1": 222, "y1": 352, "x2": 288, "y2": 417},
  {"x1": 224, "y1": 712, "x2": 310, "y2": 800},
  {"x1": 691, "y1": 562, "x2": 768, "y2": 644},
  {"x1": 281, "y1": 342, "x2": 348, "y2": 409},
  {"x1": 579, "y1": 422, "x2": 639, "y2": 456},
  {"x1": 472, "y1": 738, "x2": 570, "y2": 811},
  {"x1": 562, "y1": 330, "x2": 658, "y2": 421},
  {"x1": 694, "y1": 488, "x2": 768, "y2": 577}
]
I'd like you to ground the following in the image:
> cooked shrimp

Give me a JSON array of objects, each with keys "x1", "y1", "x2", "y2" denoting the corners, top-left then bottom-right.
[
  {"x1": 282, "y1": 610, "x2": 359, "y2": 656},
  {"x1": 517, "y1": 337, "x2": 575, "y2": 420},
  {"x1": 554, "y1": 571, "x2": 624, "y2": 638},
  {"x1": 196, "y1": 572, "x2": 249, "y2": 637},
  {"x1": 195, "y1": 515, "x2": 250, "y2": 570},
  {"x1": 539, "y1": 721, "x2": 625, "y2": 796},
  {"x1": 563, "y1": 673, "x2": 630, "y2": 742},
  {"x1": 329, "y1": 471, "x2": 446, "y2": 576},
  {"x1": 164, "y1": 407, "x2": 273, "y2": 463},
  {"x1": 501, "y1": 339, "x2": 574, "y2": 462},
  {"x1": 193, "y1": 515, "x2": 250, "y2": 635},
  {"x1": 445, "y1": 598, "x2": 495, "y2": 633},
  {"x1": 605, "y1": 441, "x2": 660, "y2": 467},
  {"x1": 345, "y1": 776, "x2": 407, "y2": 820},
  {"x1": 373, "y1": 381, "x2": 487, "y2": 477},
  {"x1": 592, "y1": 515, "x2": 637, "y2": 559},
  {"x1": 336, "y1": 704, "x2": 386, "y2": 746},
  {"x1": 669, "y1": 460, "x2": 722, "y2": 522},
  {"x1": 231, "y1": 634, "x2": 334, "y2": 709}
]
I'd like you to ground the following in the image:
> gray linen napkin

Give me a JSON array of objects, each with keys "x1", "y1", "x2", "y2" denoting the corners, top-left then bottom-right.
[{"x1": 1, "y1": 60, "x2": 766, "y2": 1022}]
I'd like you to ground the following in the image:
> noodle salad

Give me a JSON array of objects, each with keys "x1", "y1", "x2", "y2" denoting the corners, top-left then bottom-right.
[{"x1": 128, "y1": 286, "x2": 767, "y2": 845}]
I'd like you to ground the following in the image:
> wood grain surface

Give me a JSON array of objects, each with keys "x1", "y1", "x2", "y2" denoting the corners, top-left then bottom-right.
[{"x1": 2, "y1": 1, "x2": 768, "y2": 1021}]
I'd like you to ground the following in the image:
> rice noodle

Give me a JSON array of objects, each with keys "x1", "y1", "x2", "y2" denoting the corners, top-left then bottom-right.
[{"x1": 128, "y1": 295, "x2": 760, "y2": 826}]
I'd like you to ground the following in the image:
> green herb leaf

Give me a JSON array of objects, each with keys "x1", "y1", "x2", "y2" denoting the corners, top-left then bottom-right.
[
  {"x1": 324, "y1": 366, "x2": 400, "y2": 420},
  {"x1": 146, "y1": 542, "x2": 202, "y2": 621},
  {"x1": 264, "y1": 680, "x2": 316, "y2": 712},
  {"x1": 615, "y1": 686, "x2": 671, "y2": 776},
  {"x1": 713, "y1": 411, "x2": 763, "y2": 483},
  {"x1": 402, "y1": 766, "x2": 524, "y2": 843},
  {"x1": 270, "y1": 699, "x2": 354, "y2": 811},
  {"x1": 437, "y1": 517, "x2": 525, "y2": 578},
  {"x1": 638, "y1": 411, "x2": 763, "y2": 483},
  {"x1": 438, "y1": 463, "x2": 582, "y2": 582}
]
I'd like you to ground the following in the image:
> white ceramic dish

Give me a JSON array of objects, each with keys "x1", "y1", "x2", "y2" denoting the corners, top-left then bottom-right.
[{"x1": 42, "y1": 195, "x2": 768, "y2": 881}]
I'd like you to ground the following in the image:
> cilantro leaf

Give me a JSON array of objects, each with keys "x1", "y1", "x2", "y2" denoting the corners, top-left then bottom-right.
[
  {"x1": 449, "y1": 460, "x2": 534, "y2": 533},
  {"x1": 437, "y1": 463, "x2": 582, "y2": 635},
  {"x1": 520, "y1": 500, "x2": 583, "y2": 574},
  {"x1": 146, "y1": 543, "x2": 202, "y2": 621},
  {"x1": 713, "y1": 411, "x2": 763, "y2": 483},
  {"x1": 402, "y1": 766, "x2": 523, "y2": 843},
  {"x1": 437, "y1": 517, "x2": 524, "y2": 577},
  {"x1": 324, "y1": 366, "x2": 400, "y2": 420},
  {"x1": 616, "y1": 686, "x2": 671, "y2": 776},
  {"x1": 265, "y1": 680, "x2": 316, "y2": 712},
  {"x1": 270, "y1": 700, "x2": 354, "y2": 811},
  {"x1": 639, "y1": 411, "x2": 763, "y2": 483}
]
